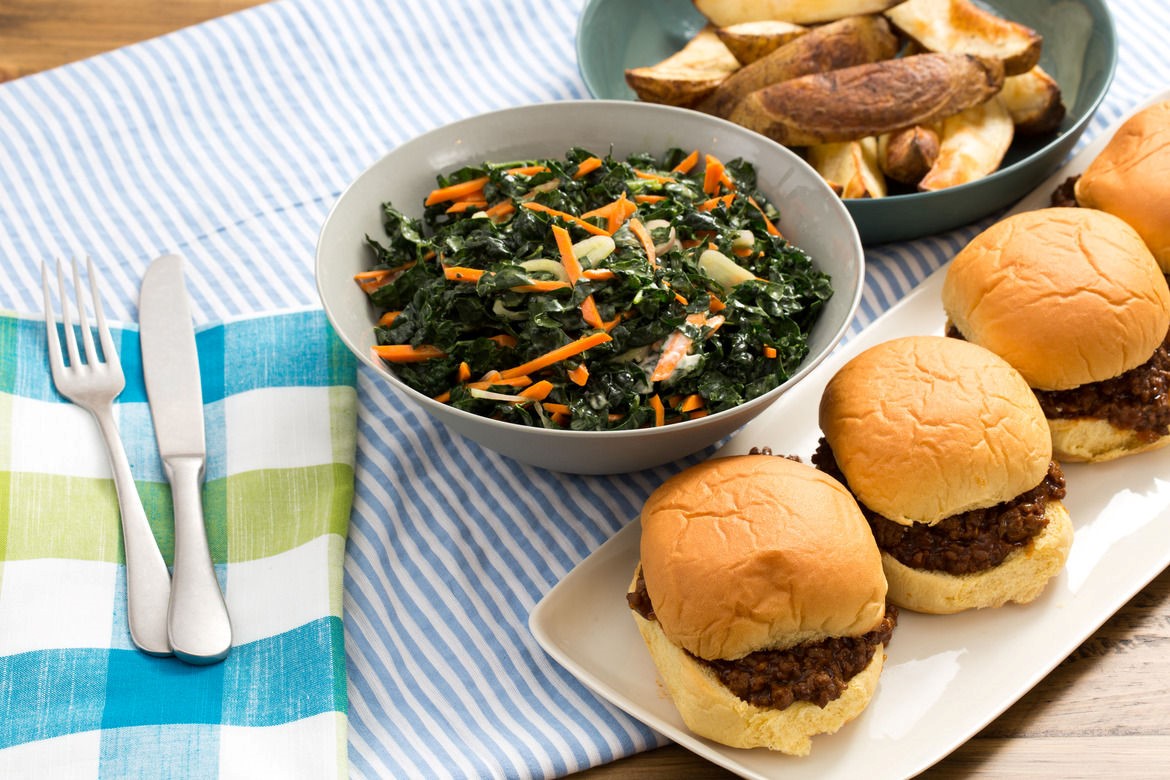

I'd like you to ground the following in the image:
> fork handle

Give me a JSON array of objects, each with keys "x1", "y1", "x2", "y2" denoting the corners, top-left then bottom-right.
[
  {"x1": 166, "y1": 456, "x2": 232, "y2": 665},
  {"x1": 93, "y1": 408, "x2": 173, "y2": 657}
]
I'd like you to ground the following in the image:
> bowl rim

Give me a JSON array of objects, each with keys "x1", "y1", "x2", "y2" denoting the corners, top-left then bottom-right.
[{"x1": 316, "y1": 99, "x2": 865, "y2": 439}]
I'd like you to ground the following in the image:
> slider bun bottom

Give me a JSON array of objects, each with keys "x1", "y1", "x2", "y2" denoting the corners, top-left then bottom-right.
[
  {"x1": 1048, "y1": 417, "x2": 1170, "y2": 463},
  {"x1": 883, "y1": 500, "x2": 1073, "y2": 614},
  {"x1": 629, "y1": 608, "x2": 884, "y2": 756}
]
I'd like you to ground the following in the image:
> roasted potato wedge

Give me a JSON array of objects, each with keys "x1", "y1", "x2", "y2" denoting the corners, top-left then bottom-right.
[
  {"x1": 885, "y1": 0, "x2": 1042, "y2": 76},
  {"x1": 807, "y1": 137, "x2": 887, "y2": 198},
  {"x1": 1000, "y1": 65, "x2": 1065, "y2": 135},
  {"x1": 624, "y1": 26, "x2": 740, "y2": 107},
  {"x1": 919, "y1": 95, "x2": 1014, "y2": 191},
  {"x1": 694, "y1": 0, "x2": 903, "y2": 26},
  {"x1": 727, "y1": 53, "x2": 1005, "y2": 146},
  {"x1": 715, "y1": 20, "x2": 807, "y2": 65},
  {"x1": 878, "y1": 126, "x2": 941, "y2": 185},
  {"x1": 700, "y1": 14, "x2": 899, "y2": 118}
]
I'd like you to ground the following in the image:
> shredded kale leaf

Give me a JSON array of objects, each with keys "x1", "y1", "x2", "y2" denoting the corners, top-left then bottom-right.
[{"x1": 357, "y1": 148, "x2": 833, "y2": 430}]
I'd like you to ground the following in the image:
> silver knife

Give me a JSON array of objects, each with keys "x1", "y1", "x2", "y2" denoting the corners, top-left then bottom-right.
[{"x1": 139, "y1": 254, "x2": 232, "y2": 664}]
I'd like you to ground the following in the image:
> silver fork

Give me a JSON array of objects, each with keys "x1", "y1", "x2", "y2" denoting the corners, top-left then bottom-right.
[{"x1": 42, "y1": 258, "x2": 173, "y2": 657}]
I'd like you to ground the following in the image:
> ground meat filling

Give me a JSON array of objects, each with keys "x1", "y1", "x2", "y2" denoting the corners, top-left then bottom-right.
[
  {"x1": 1050, "y1": 174, "x2": 1080, "y2": 208},
  {"x1": 947, "y1": 325, "x2": 1170, "y2": 441},
  {"x1": 812, "y1": 439, "x2": 1066, "y2": 575},
  {"x1": 627, "y1": 570, "x2": 898, "y2": 709}
]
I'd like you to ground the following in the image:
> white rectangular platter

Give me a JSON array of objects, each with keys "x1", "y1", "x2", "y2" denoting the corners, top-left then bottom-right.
[{"x1": 530, "y1": 89, "x2": 1170, "y2": 779}]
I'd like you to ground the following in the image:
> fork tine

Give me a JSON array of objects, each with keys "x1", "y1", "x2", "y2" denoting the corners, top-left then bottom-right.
[
  {"x1": 71, "y1": 258, "x2": 99, "y2": 366},
  {"x1": 55, "y1": 259, "x2": 82, "y2": 369},
  {"x1": 87, "y1": 257, "x2": 118, "y2": 369},
  {"x1": 41, "y1": 261, "x2": 65, "y2": 375}
]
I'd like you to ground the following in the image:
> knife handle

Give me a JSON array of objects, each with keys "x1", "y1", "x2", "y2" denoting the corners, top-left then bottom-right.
[{"x1": 166, "y1": 456, "x2": 232, "y2": 665}]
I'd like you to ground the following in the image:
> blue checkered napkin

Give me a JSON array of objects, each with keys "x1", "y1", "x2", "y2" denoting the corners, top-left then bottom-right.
[{"x1": 0, "y1": 308, "x2": 357, "y2": 778}]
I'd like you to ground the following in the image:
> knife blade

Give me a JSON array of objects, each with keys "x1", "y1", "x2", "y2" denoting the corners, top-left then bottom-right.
[{"x1": 139, "y1": 253, "x2": 232, "y2": 664}]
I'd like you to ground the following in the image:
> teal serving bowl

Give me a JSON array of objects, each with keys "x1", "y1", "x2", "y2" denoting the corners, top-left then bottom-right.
[{"x1": 576, "y1": 0, "x2": 1118, "y2": 244}]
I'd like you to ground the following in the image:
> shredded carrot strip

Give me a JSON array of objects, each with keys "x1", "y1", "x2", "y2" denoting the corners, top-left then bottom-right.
[
  {"x1": 649, "y1": 394, "x2": 665, "y2": 427},
  {"x1": 377, "y1": 310, "x2": 401, "y2": 326},
  {"x1": 433, "y1": 391, "x2": 451, "y2": 403},
  {"x1": 698, "y1": 193, "x2": 736, "y2": 212},
  {"x1": 634, "y1": 194, "x2": 666, "y2": 204},
  {"x1": 445, "y1": 199, "x2": 487, "y2": 214},
  {"x1": 457, "y1": 361, "x2": 472, "y2": 382},
  {"x1": 552, "y1": 225, "x2": 583, "y2": 283},
  {"x1": 466, "y1": 376, "x2": 532, "y2": 390},
  {"x1": 542, "y1": 402, "x2": 572, "y2": 416},
  {"x1": 488, "y1": 334, "x2": 518, "y2": 348},
  {"x1": 372, "y1": 344, "x2": 446, "y2": 362},
  {"x1": 601, "y1": 315, "x2": 623, "y2": 332},
  {"x1": 444, "y1": 266, "x2": 484, "y2": 283},
  {"x1": 748, "y1": 196, "x2": 782, "y2": 237},
  {"x1": 579, "y1": 295, "x2": 605, "y2": 329},
  {"x1": 355, "y1": 266, "x2": 414, "y2": 294},
  {"x1": 671, "y1": 150, "x2": 700, "y2": 175},
  {"x1": 572, "y1": 156, "x2": 603, "y2": 179},
  {"x1": 707, "y1": 295, "x2": 726, "y2": 313},
  {"x1": 551, "y1": 411, "x2": 571, "y2": 426},
  {"x1": 628, "y1": 218, "x2": 657, "y2": 268},
  {"x1": 518, "y1": 380, "x2": 555, "y2": 401},
  {"x1": 499, "y1": 332, "x2": 612, "y2": 380},
  {"x1": 634, "y1": 169, "x2": 676, "y2": 184},
  {"x1": 506, "y1": 165, "x2": 550, "y2": 176},
  {"x1": 606, "y1": 193, "x2": 638, "y2": 234},
  {"x1": 703, "y1": 155, "x2": 725, "y2": 195},
  {"x1": 679, "y1": 394, "x2": 704, "y2": 413},
  {"x1": 650, "y1": 312, "x2": 708, "y2": 382},
  {"x1": 425, "y1": 176, "x2": 490, "y2": 206},
  {"x1": 520, "y1": 202, "x2": 610, "y2": 237},
  {"x1": 483, "y1": 201, "x2": 516, "y2": 221},
  {"x1": 689, "y1": 409, "x2": 709, "y2": 419},
  {"x1": 673, "y1": 292, "x2": 688, "y2": 306},
  {"x1": 763, "y1": 345, "x2": 778, "y2": 359},
  {"x1": 581, "y1": 268, "x2": 616, "y2": 281},
  {"x1": 567, "y1": 364, "x2": 589, "y2": 386}
]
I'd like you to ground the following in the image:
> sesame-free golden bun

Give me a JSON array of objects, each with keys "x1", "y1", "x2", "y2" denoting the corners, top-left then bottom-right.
[
  {"x1": 1075, "y1": 100, "x2": 1170, "y2": 272},
  {"x1": 629, "y1": 602, "x2": 886, "y2": 755},
  {"x1": 630, "y1": 454, "x2": 890, "y2": 754},
  {"x1": 637, "y1": 455, "x2": 887, "y2": 662},
  {"x1": 942, "y1": 208, "x2": 1170, "y2": 391},
  {"x1": 879, "y1": 500, "x2": 1074, "y2": 614},
  {"x1": 818, "y1": 336, "x2": 1053, "y2": 526}
]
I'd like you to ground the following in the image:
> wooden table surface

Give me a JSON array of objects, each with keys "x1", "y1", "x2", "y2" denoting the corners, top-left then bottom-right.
[{"x1": 3, "y1": 3, "x2": 1168, "y2": 778}]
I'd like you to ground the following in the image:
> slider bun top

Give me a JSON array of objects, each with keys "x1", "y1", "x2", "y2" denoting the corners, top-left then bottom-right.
[
  {"x1": 942, "y1": 208, "x2": 1170, "y2": 390},
  {"x1": 819, "y1": 335, "x2": 1052, "y2": 526},
  {"x1": 638, "y1": 455, "x2": 886, "y2": 662},
  {"x1": 1075, "y1": 100, "x2": 1170, "y2": 272}
]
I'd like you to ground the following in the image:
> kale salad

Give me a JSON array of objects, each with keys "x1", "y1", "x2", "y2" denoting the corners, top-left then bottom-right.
[{"x1": 356, "y1": 146, "x2": 833, "y2": 431}]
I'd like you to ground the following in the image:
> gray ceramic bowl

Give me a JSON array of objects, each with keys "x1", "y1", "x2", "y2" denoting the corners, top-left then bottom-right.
[
  {"x1": 576, "y1": 0, "x2": 1118, "y2": 244},
  {"x1": 316, "y1": 101, "x2": 863, "y2": 474}
]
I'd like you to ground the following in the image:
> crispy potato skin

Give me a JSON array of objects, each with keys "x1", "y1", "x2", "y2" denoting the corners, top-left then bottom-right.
[
  {"x1": 700, "y1": 15, "x2": 899, "y2": 118},
  {"x1": 624, "y1": 26, "x2": 741, "y2": 107},
  {"x1": 727, "y1": 53, "x2": 1005, "y2": 146},
  {"x1": 884, "y1": 0, "x2": 1042, "y2": 76},
  {"x1": 879, "y1": 126, "x2": 941, "y2": 185},
  {"x1": 715, "y1": 21, "x2": 807, "y2": 65}
]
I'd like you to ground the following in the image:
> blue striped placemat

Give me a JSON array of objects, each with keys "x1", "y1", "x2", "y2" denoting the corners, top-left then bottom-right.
[{"x1": 1, "y1": 1, "x2": 1167, "y2": 777}]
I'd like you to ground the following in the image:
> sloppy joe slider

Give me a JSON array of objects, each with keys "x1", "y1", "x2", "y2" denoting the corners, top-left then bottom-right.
[
  {"x1": 627, "y1": 455, "x2": 896, "y2": 756},
  {"x1": 1066, "y1": 100, "x2": 1170, "y2": 272},
  {"x1": 943, "y1": 207, "x2": 1170, "y2": 462},
  {"x1": 814, "y1": 336, "x2": 1073, "y2": 614}
]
